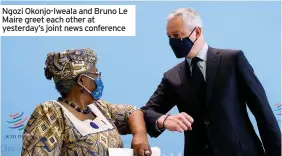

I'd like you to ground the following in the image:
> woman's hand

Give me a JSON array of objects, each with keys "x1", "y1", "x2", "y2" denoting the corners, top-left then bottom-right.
[
  {"x1": 131, "y1": 132, "x2": 152, "y2": 156},
  {"x1": 128, "y1": 110, "x2": 151, "y2": 156}
]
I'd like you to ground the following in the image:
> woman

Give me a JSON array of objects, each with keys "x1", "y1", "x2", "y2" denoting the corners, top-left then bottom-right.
[{"x1": 21, "y1": 48, "x2": 151, "y2": 156}]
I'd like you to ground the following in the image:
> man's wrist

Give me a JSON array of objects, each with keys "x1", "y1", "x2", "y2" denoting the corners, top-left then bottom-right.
[{"x1": 157, "y1": 115, "x2": 167, "y2": 129}]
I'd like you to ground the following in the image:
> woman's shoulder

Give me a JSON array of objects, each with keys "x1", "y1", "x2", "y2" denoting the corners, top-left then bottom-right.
[
  {"x1": 32, "y1": 100, "x2": 63, "y2": 115},
  {"x1": 95, "y1": 99, "x2": 110, "y2": 108},
  {"x1": 26, "y1": 100, "x2": 65, "y2": 130},
  {"x1": 92, "y1": 99, "x2": 112, "y2": 118}
]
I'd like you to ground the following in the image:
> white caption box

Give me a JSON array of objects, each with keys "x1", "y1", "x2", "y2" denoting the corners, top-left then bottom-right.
[{"x1": 0, "y1": 5, "x2": 136, "y2": 36}]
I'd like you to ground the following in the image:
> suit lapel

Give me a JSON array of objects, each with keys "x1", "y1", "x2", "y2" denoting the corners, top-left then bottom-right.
[
  {"x1": 177, "y1": 48, "x2": 221, "y2": 107},
  {"x1": 178, "y1": 60, "x2": 191, "y2": 87},
  {"x1": 206, "y1": 47, "x2": 221, "y2": 107},
  {"x1": 178, "y1": 60, "x2": 195, "y2": 110}
]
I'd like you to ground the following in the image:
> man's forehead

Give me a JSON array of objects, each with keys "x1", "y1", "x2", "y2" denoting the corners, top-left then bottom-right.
[
  {"x1": 167, "y1": 17, "x2": 183, "y2": 26},
  {"x1": 166, "y1": 17, "x2": 185, "y2": 32}
]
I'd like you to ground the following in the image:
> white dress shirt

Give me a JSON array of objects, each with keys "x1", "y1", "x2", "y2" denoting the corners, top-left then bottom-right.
[{"x1": 186, "y1": 42, "x2": 208, "y2": 81}]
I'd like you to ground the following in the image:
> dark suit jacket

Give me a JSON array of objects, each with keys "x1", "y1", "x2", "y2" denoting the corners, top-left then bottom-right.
[{"x1": 141, "y1": 47, "x2": 281, "y2": 156}]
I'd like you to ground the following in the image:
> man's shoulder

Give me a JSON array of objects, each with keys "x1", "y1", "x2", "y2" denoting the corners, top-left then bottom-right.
[
  {"x1": 164, "y1": 61, "x2": 185, "y2": 76},
  {"x1": 211, "y1": 47, "x2": 242, "y2": 57}
]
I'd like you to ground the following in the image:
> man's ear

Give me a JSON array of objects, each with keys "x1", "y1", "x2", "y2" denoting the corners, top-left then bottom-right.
[{"x1": 195, "y1": 27, "x2": 202, "y2": 38}]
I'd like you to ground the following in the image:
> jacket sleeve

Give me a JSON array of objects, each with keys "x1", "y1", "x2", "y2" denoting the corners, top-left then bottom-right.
[
  {"x1": 236, "y1": 50, "x2": 281, "y2": 156},
  {"x1": 141, "y1": 75, "x2": 178, "y2": 138}
]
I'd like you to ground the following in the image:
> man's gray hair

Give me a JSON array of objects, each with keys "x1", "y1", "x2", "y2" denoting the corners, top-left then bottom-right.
[{"x1": 167, "y1": 8, "x2": 203, "y2": 31}]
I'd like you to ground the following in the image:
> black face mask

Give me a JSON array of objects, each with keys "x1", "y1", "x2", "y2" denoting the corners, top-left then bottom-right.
[{"x1": 169, "y1": 28, "x2": 197, "y2": 58}]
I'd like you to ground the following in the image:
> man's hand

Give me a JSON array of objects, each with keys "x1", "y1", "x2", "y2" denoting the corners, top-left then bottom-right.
[
  {"x1": 131, "y1": 132, "x2": 152, "y2": 156},
  {"x1": 157, "y1": 112, "x2": 194, "y2": 132}
]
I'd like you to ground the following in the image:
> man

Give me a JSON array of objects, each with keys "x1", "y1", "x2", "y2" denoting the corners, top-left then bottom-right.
[{"x1": 141, "y1": 8, "x2": 281, "y2": 156}]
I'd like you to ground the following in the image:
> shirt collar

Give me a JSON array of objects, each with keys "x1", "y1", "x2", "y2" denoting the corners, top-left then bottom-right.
[{"x1": 186, "y1": 43, "x2": 208, "y2": 65}]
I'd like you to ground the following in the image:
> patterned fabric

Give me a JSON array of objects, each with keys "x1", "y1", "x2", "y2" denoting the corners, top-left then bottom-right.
[
  {"x1": 44, "y1": 48, "x2": 98, "y2": 82},
  {"x1": 21, "y1": 100, "x2": 137, "y2": 156}
]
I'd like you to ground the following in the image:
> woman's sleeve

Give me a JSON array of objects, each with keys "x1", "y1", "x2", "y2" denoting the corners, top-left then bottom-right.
[
  {"x1": 21, "y1": 101, "x2": 65, "y2": 156},
  {"x1": 100, "y1": 100, "x2": 138, "y2": 135}
]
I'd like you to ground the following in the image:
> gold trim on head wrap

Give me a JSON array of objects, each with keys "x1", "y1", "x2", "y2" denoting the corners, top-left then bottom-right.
[{"x1": 44, "y1": 48, "x2": 98, "y2": 82}]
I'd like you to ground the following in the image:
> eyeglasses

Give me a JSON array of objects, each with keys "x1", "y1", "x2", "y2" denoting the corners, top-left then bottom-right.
[{"x1": 85, "y1": 71, "x2": 102, "y2": 78}]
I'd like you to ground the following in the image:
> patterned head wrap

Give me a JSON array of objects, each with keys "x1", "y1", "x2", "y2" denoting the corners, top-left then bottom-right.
[{"x1": 44, "y1": 48, "x2": 98, "y2": 82}]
